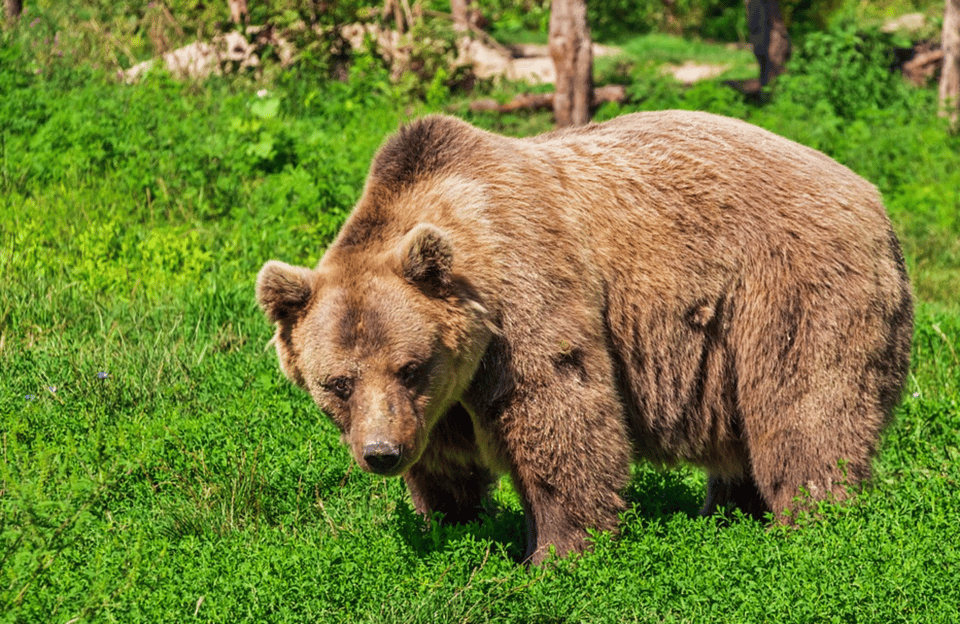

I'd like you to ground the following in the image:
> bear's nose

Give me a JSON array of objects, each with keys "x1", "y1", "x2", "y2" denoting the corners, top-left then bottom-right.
[{"x1": 363, "y1": 442, "x2": 402, "y2": 474}]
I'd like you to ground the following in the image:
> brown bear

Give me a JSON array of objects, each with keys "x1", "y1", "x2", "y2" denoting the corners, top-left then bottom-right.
[{"x1": 256, "y1": 111, "x2": 913, "y2": 564}]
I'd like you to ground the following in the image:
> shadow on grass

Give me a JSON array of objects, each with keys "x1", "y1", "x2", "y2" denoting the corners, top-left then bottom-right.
[
  {"x1": 396, "y1": 465, "x2": 713, "y2": 562},
  {"x1": 622, "y1": 467, "x2": 704, "y2": 521},
  {"x1": 395, "y1": 500, "x2": 528, "y2": 562}
]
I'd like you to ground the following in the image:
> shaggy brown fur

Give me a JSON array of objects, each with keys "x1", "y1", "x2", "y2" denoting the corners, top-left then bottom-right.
[{"x1": 257, "y1": 111, "x2": 913, "y2": 564}]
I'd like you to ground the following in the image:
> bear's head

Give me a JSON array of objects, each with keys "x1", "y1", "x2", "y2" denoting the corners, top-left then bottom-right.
[{"x1": 257, "y1": 224, "x2": 494, "y2": 476}]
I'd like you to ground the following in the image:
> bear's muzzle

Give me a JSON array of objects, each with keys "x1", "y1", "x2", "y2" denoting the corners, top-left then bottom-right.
[{"x1": 362, "y1": 441, "x2": 403, "y2": 474}]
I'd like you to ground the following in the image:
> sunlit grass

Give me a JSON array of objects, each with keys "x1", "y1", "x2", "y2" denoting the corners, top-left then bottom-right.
[{"x1": 2, "y1": 12, "x2": 960, "y2": 622}]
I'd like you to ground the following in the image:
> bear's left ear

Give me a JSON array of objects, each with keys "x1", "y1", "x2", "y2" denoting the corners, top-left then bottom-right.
[
  {"x1": 397, "y1": 223, "x2": 454, "y2": 293},
  {"x1": 256, "y1": 260, "x2": 315, "y2": 323}
]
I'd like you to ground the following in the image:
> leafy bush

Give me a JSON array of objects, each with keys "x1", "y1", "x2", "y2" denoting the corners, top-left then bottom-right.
[
  {"x1": 485, "y1": 0, "x2": 552, "y2": 39},
  {"x1": 587, "y1": 0, "x2": 750, "y2": 42},
  {"x1": 777, "y1": 22, "x2": 910, "y2": 120},
  {"x1": 7, "y1": 0, "x2": 376, "y2": 79}
]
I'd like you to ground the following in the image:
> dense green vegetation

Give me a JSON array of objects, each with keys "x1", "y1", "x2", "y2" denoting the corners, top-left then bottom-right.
[{"x1": 2, "y1": 2, "x2": 959, "y2": 622}]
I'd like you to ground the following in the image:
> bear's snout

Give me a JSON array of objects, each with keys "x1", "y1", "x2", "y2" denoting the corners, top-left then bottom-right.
[{"x1": 362, "y1": 441, "x2": 403, "y2": 474}]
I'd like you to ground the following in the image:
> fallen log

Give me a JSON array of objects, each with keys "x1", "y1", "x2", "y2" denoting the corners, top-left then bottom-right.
[
  {"x1": 902, "y1": 48, "x2": 944, "y2": 86},
  {"x1": 470, "y1": 84, "x2": 626, "y2": 113}
]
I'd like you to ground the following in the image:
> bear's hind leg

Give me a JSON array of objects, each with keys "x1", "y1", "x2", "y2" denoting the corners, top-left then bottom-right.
[
  {"x1": 701, "y1": 473, "x2": 770, "y2": 521},
  {"x1": 733, "y1": 276, "x2": 897, "y2": 522},
  {"x1": 745, "y1": 419, "x2": 875, "y2": 523}
]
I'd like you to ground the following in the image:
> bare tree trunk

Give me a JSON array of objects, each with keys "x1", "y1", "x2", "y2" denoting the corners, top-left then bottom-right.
[
  {"x1": 383, "y1": 0, "x2": 415, "y2": 34},
  {"x1": 549, "y1": 0, "x2": 593, "y2": 127},
  {"x1": 451, "y1": 0, "x2": 469, "y2": 32},
  {"x1": 745, "y1": 0, "x2": 791, "y2": 86},
  {"x1": 228, "y1": 0, "x2": 248, "y2": 26},
  {"x1": 5, "y1": 0, "x2": 23, "y2": 22},
  {"x1": 941, "y1": 0, "x2": 960, "y2": 124}
]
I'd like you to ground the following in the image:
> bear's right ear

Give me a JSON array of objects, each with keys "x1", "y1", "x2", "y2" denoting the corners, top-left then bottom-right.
[{"x1": 256, "y1": 260, "x2": 315, "y2": 323}]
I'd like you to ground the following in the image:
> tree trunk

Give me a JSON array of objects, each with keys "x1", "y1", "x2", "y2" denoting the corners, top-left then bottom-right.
[
  {"x1": 941, "y1": 0, "x2": 960, "y2": 124},
  {"x1": 5, "y1": 0, "x2": 23, "y2": 21},
  {"x1": 451, "y1": 0, "x2": 469, "y2": 32},
  {"x1": 745, "y1": 0, "x2": 791, "y2": 87},
  {"x1": 549, "y1": 0, "x2": 593, "y2": 127},
  {"x1": 228, "y1": 0, "x2": 248, "y2": 26}
]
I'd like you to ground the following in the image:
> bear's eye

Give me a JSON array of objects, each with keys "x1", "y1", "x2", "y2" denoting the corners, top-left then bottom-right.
[
  {"x1": 322, "y1": 376, "x2": 354, "y2": 401},
  {"x1": 398, "y1": 361, "x2": 425, "y2": 389}
]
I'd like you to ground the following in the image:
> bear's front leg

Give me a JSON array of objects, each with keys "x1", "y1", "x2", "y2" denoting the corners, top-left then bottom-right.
[
  {"x1": 404, "y1": 460, "x2": 495, "y2": 524},
  {"x1": 497, "y1": 384, "x2": 632, "y2": 565},
  {"x1": 403, "y1": 403, "x2": 495, "y2": 524}
]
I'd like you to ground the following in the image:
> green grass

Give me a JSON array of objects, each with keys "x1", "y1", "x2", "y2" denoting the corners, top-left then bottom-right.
[
  {"x1": 589, "y1": 33, "x2": 758, "y2": 86},
  {"x1": 3, "y1": 13, "x2": 960, "y2": 623},
  {"x1": 616, "y1": 32, "x2": 754, "y2": 68}
]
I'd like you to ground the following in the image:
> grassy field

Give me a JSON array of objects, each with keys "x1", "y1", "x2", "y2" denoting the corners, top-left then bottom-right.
[{"x1": 2, "y1": 11, "x2": 960, "y2": 623}]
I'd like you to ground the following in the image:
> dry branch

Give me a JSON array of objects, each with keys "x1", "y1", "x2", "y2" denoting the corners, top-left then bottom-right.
[{"x1": 422, "y1": 9, "x2": 512, "y2": 58}]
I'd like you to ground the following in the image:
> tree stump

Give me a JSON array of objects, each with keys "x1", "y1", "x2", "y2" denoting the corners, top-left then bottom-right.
[
  {"x1": 941, "y1": 0, "x2": 960, "y2": 124},
  {"x1": 549, "y1": 0, "x2": 593, "y2": 127}
]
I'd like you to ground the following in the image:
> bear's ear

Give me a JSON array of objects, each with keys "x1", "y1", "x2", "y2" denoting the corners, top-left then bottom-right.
[
  {"x1": 256, "y1": 260, "x2": 315, "y2": 323},
  {"x1": 397, "y1": 223, "x2": 454, "y2": 292}
]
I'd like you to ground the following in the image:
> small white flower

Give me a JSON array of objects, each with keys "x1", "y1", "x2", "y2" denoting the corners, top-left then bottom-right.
[{"x1": 256, "y1": 89, "x2": 269, "y2": 98}]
